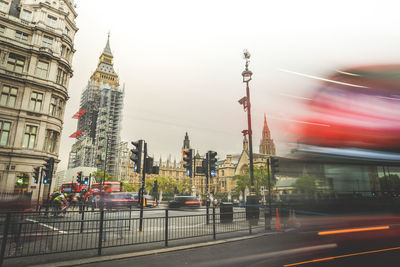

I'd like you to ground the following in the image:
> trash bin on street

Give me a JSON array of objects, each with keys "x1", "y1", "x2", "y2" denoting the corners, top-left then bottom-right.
[{"x1": 220, "y1": 202, "x2": 233, "y2": 223}]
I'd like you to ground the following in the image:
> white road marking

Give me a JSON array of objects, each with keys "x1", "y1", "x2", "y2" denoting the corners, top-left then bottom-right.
[{"x1": 26, "y1": 218, "x2": 68, "y2": 234}]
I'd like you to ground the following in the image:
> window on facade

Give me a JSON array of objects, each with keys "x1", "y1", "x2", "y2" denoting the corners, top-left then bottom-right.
[
  {"x1": 0, "y1": 120, "x2": 10, "y2": 146},
  {"x1": 15, "y1": 31, "x2": 28, "y2": 42},
  {"x1": 49, "y1": 95, "x2": 64, "y2": 118},
  {"x1": 56, "y1": 68, "x2": 68, "y2": 85},
  {"x1": 0, "y1": 85, "x2": 17, "y2": 107},
  {"x1": 23, "y1": 125, "x2": 37, "y2": 149},
  {"x1": 57, "y1": 99, "x2": 64, "y2": 117},
  {"x1": 35, "y1": 61, "x2": 49, "y2": 79},
  {"x1": 29, "y1": 91, "x2": 43, "y2": 112},
  {"x1": 42, "y1": 35, "x2": 53, "y2": 48},
  {"x1": 61, "y1": 45, "x2": 66, "y2": 57},
  {"x1": 0, "y1": 25, "x2": 5, "y2": 35},
  {"x1": 46, "y1": 15, "x2": 57, "y2": 28},
  {"x1": 64, "y1": 26, "x2": 69, "y2": 36},
  {"x1": 21, "y1": 9, "x2": 32, "y2": 21},
  {"x1": 43, "y1": 129, "x2": 58, "y2": 152},
  {"x1": 49, "y1": 96, "x2": 56, "y2": 116},
  {"x1": 6, "y1": 53, "x2": 25, "y2": 73},
  {"x1": 0, "y1": 1, "x2": 8, "y2": 13}
]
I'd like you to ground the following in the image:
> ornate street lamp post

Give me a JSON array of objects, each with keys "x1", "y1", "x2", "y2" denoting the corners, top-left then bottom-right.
[
  {"x1": 241, "y1": 50, "x2": 255, "y2": 194},
  {"x1": 239, "y1": 50, "x2": 259, "y2": 222}
]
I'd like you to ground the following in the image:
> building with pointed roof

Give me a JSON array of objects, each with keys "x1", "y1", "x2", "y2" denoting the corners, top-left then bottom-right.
[
  {"x1": 68, "y1": 35, "x2": 124, "y2": 177},
  {"x1": 259, "y1": 113, "x2": 276, "y2": 155}
]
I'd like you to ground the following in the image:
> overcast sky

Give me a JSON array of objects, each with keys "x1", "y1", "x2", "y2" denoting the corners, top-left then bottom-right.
[{"x1": 58, "y1": 0, "x2": 400, "y2": 170}]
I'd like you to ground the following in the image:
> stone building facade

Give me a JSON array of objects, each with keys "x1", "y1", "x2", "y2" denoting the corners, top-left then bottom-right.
[
  {"x1": 214, "y1": 114, "x2": 276, "y2": 198},
  {"x1": 0, "y1": 0, "x2": 77, "y2": 198}
]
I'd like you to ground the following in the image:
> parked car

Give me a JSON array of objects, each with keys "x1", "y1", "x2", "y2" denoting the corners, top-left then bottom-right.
[
  {"x1": 104, "y1": 192, "x2": 138, "y2": 209},
  {"x1": 168, "y1": 196, "x2": 202, "y2": 209}
]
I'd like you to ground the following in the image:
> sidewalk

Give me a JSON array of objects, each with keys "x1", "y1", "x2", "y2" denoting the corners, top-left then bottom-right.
[{"x1": 33, "y1": 232, "x2": 278, "y2": 267}]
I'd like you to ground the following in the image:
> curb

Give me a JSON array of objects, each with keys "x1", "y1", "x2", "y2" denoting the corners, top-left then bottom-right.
[{"x1": 32, "y1": 232, "x2": 277, "y2": 267}]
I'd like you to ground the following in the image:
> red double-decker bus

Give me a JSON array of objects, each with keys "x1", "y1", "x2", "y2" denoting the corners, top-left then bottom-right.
[
  {"x1": 89, "y1": 182, "x2": 122, "y2": 195},
  {"x1": 61, "y1": 183, "x2": 87, "y2": 194}
]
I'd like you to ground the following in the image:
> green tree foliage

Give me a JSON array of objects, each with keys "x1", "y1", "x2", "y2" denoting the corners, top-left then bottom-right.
[
  {"x1": 233, "y1": 166, "x2": 276, "y2": 196},
  {"x1": 156, "y1": 176, "x2": 176, "y2": 194},
  {"x1": 92, "y1": 171, "x2": 113, "y2": 182},
  {"x1": 121, "y1": 182, "x2": 138, "y2": 192},
  {"x1": 176, "y1": 178, "x2": 191, "y2": 195},
  {"x1": 294, "y1": 175, "x2": 317, "y2": 197}
]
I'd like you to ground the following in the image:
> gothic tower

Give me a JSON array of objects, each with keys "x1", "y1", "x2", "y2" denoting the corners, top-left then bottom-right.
[
  {"x1": 259, "y1": 114, "x2": 276, "y2": 155},
  {"x1": 181, "y1": 132, "x2": 191, "y2": 161}
]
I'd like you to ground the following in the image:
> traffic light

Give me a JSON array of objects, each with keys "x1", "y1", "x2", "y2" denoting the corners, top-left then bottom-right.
[
  {"x1": 43, "y1": 157, "x2": 54, "y2": 184},
  {"x1": 183, "y1": 149, "x2": 193, "y2": 177},
  {"x1": 271, "y1": 157, "x2": 279, "y2": 177},
  {"x1": 77, "y1": 171, "x2": 82, "y2": 184},
  {"x1": 130, "y1": 140, "x2": 143, "y2": 173},
  {"x1": 33, "y1": 167, "x2": 40, "y2": 184},
  {"x1": 84, "y1": 177, "x2": 89, "y2": 185},
  {"x1": 145, "y1": 157, "x2": 154, "y2": 174},
  {"x1": 43, "y1": 173, "x2": 48, "y2": 184},
  {"x1": 208, "y1": 151, "x2": 217, "y2": 172}
]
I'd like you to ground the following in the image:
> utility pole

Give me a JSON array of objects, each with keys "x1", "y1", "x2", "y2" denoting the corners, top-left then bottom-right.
[
  {"x1": 139, "y1": 142, "x2": 147, "y2": 232},
  {"x1": 36, "y1": 168, "x2": 43, "y2": 211},
  {"x1": 267, "y1": 158, "x2": 272, "y2": 221},
  {"x1": 205, "y1": 152, "x2": 209, "y2": 225}
]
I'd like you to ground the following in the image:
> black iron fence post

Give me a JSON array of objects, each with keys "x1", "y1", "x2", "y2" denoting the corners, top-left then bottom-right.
[
  {"x1": 0, "y1": 213, "x2": 11, "y2": 267},
  {"x1": 98, "y1": 209, "x2": 104, "y2": 255},
  {"x1": 212, "y1": 207, "x2": 216, "y2": 240},
  {"x1": 80, "y1": 207, "x2": 85, "y2": 233},
  {"x1": 249, "y1": 218, "x2": 252, "y2": 235},
  {"x1": 128, "y1": 205, "x2": 132, "y2": 231},
  {"x1": 165, "y1": 209, "x2": 169, "y2": 247}
]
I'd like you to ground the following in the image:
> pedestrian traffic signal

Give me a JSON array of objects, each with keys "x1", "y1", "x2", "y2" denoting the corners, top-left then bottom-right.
[
  {"x1": 43, "y1": 173, "x2": 48, "y2": 184},
  {"x1": 43, "y1": 157, "x2": 54, "y2": 184},
  {"x1": 271, "y1": 157, "x2": 279, "y2": 175},
  {"x1": 33, "y1": 167, "x2": 40, "y2": 184},
  {"x1": 77, "y1": 171, "x2": 82, "y2": 184},
  {"x1": 208, "y1": 151, "x2": 218, "y2": 172},
  {"x1": 130, "y1": 140, "x2": 143, "y2": 173},
  {"x1": 183, "y1": 149, "x2": 193, "y2": 177}
]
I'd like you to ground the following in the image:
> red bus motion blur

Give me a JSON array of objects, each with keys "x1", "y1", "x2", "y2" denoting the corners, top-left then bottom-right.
[
  {"x1": 61, "y1": 182, "x2": 87, "y2": 194},
  {"x1": 89, "y1": 182, "x2": 122, "y2": 195}
]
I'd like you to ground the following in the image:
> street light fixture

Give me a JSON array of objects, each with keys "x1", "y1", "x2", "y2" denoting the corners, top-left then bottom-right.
[
  {"x1": 240, "y1": 49, "x2": 255, "y2": 195},
  {"x1": 240, "y1": 49, "x2": 260, "y2": 223}
]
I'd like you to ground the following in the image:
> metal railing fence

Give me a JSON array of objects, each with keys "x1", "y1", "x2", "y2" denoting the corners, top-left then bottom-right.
[{"x1": 0, "y1": 205, "x2": 268, "y2": 266}]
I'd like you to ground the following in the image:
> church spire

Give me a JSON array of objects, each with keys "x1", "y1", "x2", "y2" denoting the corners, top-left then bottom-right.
[
  {"x1": 262, "y1": 113, "x2": 271, "y2": 140},
  {"x1": 259, "y1": 113, "x2": 276, "y2": 155},
  {"x1": 103, "y1": 31, "x2": 113, "y2": 57}
]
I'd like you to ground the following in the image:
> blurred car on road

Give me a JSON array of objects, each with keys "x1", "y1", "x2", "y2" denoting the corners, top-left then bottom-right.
[
  {"x1": 144, "y1": 195, "x2": 157, "y2": 207},
  {"x1": 104, "y1": 192, "x2": 138, "y2": 209},
  {"x1": 168, "y1": 196, "x2": 202, "y2": 209}
]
